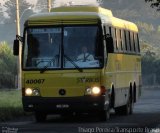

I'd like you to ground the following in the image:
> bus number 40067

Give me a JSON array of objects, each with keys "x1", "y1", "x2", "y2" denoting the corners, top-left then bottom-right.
[{"x1": 26, "y1": 79, "x2": 45, "y2": 84}]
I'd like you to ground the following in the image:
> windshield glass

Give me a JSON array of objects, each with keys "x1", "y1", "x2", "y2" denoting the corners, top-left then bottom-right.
[
  {"x1": 23, "y1": 27, "x2": 61, "y2": 69},
  {"x1": 23, "y1": 26, "x2": 103, "y2": 70},
  {"x1": 63, "y1": 26, "x2": 103, "y2": 68}
]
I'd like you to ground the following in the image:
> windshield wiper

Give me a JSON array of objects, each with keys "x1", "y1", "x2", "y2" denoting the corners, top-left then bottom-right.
[
  {"x1": 64, "y1": 55, "x2": 83, "y2": 72},
  {"x1": 40, "y1": 58, "x2": 55, "y2": 73},
  {"x1": 40, "y1": 55, "x2": 83, "y2": 73}
]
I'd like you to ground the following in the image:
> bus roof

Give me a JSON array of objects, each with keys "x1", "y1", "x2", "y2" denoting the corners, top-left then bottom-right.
[
  {"x1": 26, "y1": 5, "x2": 138, "y2": 32},
  {"x1": 51, "y1": 5, "x2": 113, "y2": 17},
  {"x1": 26, "y1": 12, "x2": 101, "y2": 25}
]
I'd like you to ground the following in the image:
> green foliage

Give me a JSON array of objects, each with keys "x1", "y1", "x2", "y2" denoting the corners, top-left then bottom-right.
[
  {"x1": 0, "y1": 3, "x2": 5, "y2": 23},
  {"x1": 0, "y1": 42, "x2": 16, "y2": 73},
  {"x1": 114, "y1": 9, "x2": 140, "y2": 20},
  {"x1": 157, "y1": 25, "x2": 160, "y2": 33},
  {"x1": 135, "y1": 21, "x2": 160, "y2": 48},
  {"x1": 36, "y1": 0, "x2": 67, "y2": 12},
  {"x1": 145, "y1": 0, "x2": 160, "y2": 10},
  {"x1": 136, "y1": 22, "x2": 155, "y2": 33},
  {"x1": 141, "y1": 41, "x2": 160, "y2": 85},
  {"x1": 0, "y1": 42, "x2": 17, "y2": 88},
  {"x1": 35, "y1": 0, "x2": 48, "y2": 12},
  {"x1": 0, "y1": 90, "x2": 24, "y2": 121},
  {"x1": 142, "y1": 54, "x2": 160, "y2": 85},
  {"x1": 3, "y1": 0, "x2": 33, "y2": 22},
  {"x1": 101, "y1": 0, "x2": 160, "y2": 48}
]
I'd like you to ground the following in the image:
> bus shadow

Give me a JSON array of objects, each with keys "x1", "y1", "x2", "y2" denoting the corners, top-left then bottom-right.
[
  {"x1": 35, "y1": 112, "x2": 160, "y2": 126},
  {"x1": 41, "y1": 113, "x2": 115, "y2": 123}
]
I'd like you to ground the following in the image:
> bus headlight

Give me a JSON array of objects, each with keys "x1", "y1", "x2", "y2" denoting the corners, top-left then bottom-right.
[
  {"x1": 92, "y1": 87, "x2": 101, "y2": 95},
  {"x1": 32, "y1": 89, "x2": 40, "y2": 96},
  {"x1": 86, "y1": 88, "x2": 92, "y2": 95},
  {"x1": 86, "y1": 86, "x2": 101, "y2": 96},
  {"x1": 25, "y1": 88, "x2": 33, "y2": 96},
  {"x1": 25, "y1": 88, "x2": 40, "y2": 96}
]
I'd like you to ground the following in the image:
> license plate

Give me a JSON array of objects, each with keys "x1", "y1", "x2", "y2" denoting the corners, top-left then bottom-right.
[{"x1": 56, "y1": 104, "x2": 69, "y2": 108}]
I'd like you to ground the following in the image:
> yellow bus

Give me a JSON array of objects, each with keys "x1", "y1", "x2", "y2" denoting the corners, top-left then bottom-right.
[{"x1": 13, "y1": 5, "x2": 141, "y2": 122}]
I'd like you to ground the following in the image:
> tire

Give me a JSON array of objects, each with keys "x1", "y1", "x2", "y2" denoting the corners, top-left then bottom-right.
[
  {"x1": 129, "y1": 100, "x2": 134, "y2": 115},
  {"x1": 110, "y1": 88, "x2": 115, "y2": 108},
  {"x1": 115, "y1": 97, "x2": 131, "y2": 116},
  {"x1": 35, "y1": 112, "x2": 47, "y2": 122},
  {"x1": 129, "y1": 93, "x2": 134, "y2": 115},
  {"x1": 133, "y1": 83, "x2": 137, "y2": 103}
]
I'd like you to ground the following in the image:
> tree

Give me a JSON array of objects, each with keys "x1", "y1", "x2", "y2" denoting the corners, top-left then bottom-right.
[
  {"x1": 3, "y1": 0, "x2": 34, "y2": 38},
  {"x1": 145, "y1": 0, "x2": 160, "y2": 10},
  {"x1": 0, "y1": 3, "x2": 5, "y2": 24},
  {"x1": 0, "y1": 42, "x2": 16, "y2": 74},
  {"x1": 4, "y1": 0, "x2": 33, "y2": 22},
  {"x1": 36, "y1": 0, "x2": 48, "y2": 7},
  {"x1": 157, "y1": 25, "x2": 160, "y2": 33},
  {"x1": 35, "y1": 0, "x2": 48, "y2": 12},
  {"x1": 0, "y1": 42, "x2": 17, "y2": 88}
]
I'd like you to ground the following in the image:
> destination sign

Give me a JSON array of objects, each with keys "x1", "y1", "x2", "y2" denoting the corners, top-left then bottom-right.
[{"x1": 28, "y1": 28, "x2": 62, "y2": 34}]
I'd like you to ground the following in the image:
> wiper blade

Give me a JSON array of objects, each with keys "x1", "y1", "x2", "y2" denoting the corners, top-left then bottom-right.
[
  {"x1": 40, "y1": 58, "x2": 55, "y2": 73},
  {"x1": 64, "y1": 55, "x2": 83, "y2": 72},
  {"x1": 40, "y1": 55, "x2": 83, "y2": 73}
]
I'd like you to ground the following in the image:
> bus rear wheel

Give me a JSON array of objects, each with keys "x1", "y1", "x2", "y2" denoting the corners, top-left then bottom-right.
[
  {"x1": 115, "y1": 97, "x2": 131, "y2": 115},
  {"x1": 35, "y1": 112, "x2": 47, "y2": 122}
]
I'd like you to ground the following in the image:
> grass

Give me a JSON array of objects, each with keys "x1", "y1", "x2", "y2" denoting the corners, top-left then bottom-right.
[{"x1": 0, "y1": 89, "x2": 25, "y2": 122}]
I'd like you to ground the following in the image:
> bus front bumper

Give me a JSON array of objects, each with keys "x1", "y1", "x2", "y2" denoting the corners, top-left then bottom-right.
[{"x1": 22, "y1": 96, "x2": 108, "y2": 113}]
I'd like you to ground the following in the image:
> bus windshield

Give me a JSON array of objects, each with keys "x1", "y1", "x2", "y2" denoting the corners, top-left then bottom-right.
[{"x1": 23, "y1": 26, "x2": 104, "y2": 70}]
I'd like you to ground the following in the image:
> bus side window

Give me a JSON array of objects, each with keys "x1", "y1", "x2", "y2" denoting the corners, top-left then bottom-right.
[
  {"x1": 130, "y1": 32, "x2": 135, "y2": 53},
  {"x1": 115, "y1": 29, "x2": 118, "y2": 51},
  {"x1": 120, "y1": 29, "x2": 123, "y2": 52},
  {"x1": 104, "y1": 26, "x2": 113, "y2": 53},
  {"x1": 116, "y1": 29, "x2": 123, "y2": 52},
  {"x1": 137, "y1": 34, "x2": 140, "y2": 53},
  {"x1": 132, "y1": 32, "x2": 136, "y2": 53},
  {"x1": 124, "y1": 30, "x2": 127, "y2": 52},
  {"x1": 128, "y1": 31, "x2": 131, "y2": 52},
  {"x1": 126, "y1": 31, "x2": 131, "y2": 53},
  {"x1": 111, "y1": 28, "x2": 117, "y2": 52},
  {"x1": 134, "y1": 33, "x2": 140, "y2": 54},
  {"x1": 122, "y1": 30, "x2": 126, "y2": 53},
  {"x1": 105, "y1": 25, "x2": 111, "y2": 34}
]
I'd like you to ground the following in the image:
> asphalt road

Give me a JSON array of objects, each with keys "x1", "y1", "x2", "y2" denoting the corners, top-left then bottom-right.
[{"x1": 1, "y1": 87, "x2": 160, "y2": 133}]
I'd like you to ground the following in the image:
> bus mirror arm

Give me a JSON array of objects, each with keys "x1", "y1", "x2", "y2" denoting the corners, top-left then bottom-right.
[{"x1": 16, "y1": 35, "x2": 23, "y2": 42}]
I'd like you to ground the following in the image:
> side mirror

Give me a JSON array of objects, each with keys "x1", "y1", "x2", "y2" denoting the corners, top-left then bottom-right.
[
  {"x1": 106, "y1": 35, "x2": 114, "y2": 53},
  {"x1": 13, "y1": 39, "x2": 19, "y2": 56}
]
